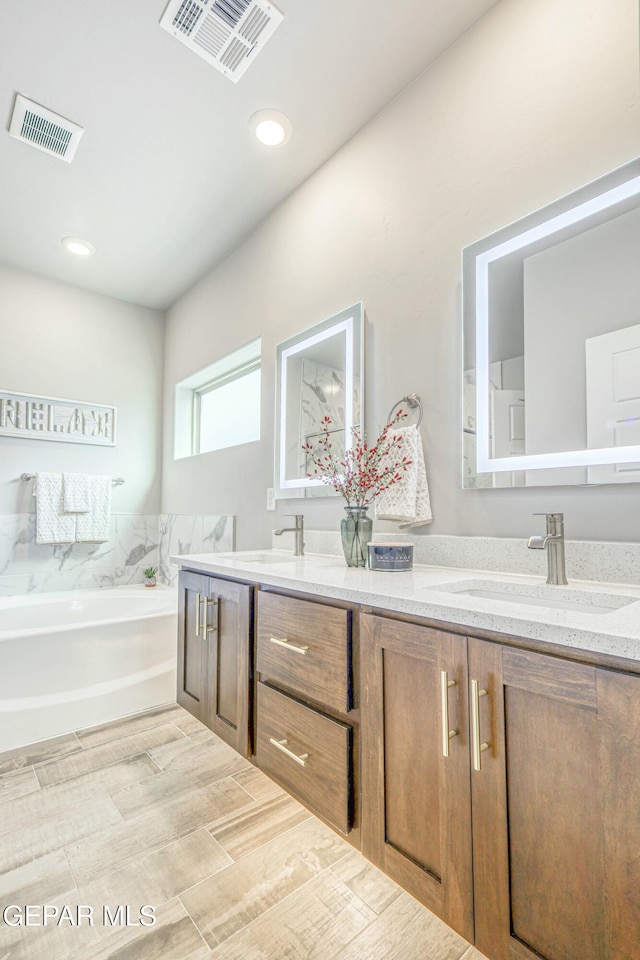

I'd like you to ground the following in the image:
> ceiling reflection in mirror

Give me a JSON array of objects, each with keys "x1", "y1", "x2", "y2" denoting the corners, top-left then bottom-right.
[
  {"x1": 276, "y1": 303, "x2": 363, "y2": 498},
  {"x1": 463, "y1": 158, "x2": 640, "y2": 487}
]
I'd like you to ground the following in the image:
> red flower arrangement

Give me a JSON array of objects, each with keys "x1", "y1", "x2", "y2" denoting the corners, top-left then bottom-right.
[{"x1": 303, "y1": 408, "x2": 412, "y2": 506}]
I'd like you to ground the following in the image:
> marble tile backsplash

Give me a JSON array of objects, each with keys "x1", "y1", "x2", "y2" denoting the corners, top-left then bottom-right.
[
  {"x1": 158, "y1": 513, "x2": 234, "y2": 587},
  {"x1": 0, "y1": 513, "x2": 234, "y2": 597},
  {"x1": 276, "y1": 530, "x2": 640, "y2": 586}
]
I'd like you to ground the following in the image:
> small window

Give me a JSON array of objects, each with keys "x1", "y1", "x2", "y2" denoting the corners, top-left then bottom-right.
[{"x1": 174, "y1": 339, "x2": 261, "y2": 459}]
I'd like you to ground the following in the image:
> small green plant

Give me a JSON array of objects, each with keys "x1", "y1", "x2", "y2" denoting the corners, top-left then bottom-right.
[{"x1": 144, "y1": 567, "x2": 157, "y2": 578}]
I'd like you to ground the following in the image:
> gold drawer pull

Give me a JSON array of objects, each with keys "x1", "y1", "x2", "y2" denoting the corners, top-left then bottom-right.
[
  {"x1": 440, "y1": 670, "x2": 458, "y2": 758},
  {"x1": 269, "y1": 636, "x2": 309, "y2": 655},
  {"x1": 269, "y1": 737, "x2": 309, "y2": 767},
  {"x1": 471, "y1": 679, "x2": 489, "y2": 772}
]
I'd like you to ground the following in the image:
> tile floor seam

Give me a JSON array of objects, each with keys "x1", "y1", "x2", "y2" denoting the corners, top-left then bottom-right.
[
  {"x1": 175, "y1": 815, "x2": 323, "y2": 912},
  {"x1": 66, "y1": 823, "x2": 233, "y2": 895},
  {"x1": 319, "y1": 869, "x2": 397, "y2": 954},
  {"x1": 229, "y1": 773, "x2": 263, "y2": 802},
  {"x1": 131, "y1": 827, "x2": 232, "y2": 893},
  {"x1": 34, "y1": 750, "x2": 164, "y2": 791},
  {"x1": 0, "y1": 765, "x2": 40, "y2": 805},
  {"x1": 226, "y1": 776, "x2": 264, "y2": 804},
  {"x1": 1, "y1": 734, "x2": 86, "y2": 773},
  {"x1": 204, "y1": 811, "x2": 315, "y2": 863},
  {"x1": 177, "y1": 894, "x2": 217, "y2": 954},
  {"x1": 70, "y1": 719, "x2": 184, "y2": 754},
  {"x1": 201, "y1": 862, "x2": 370, "y2": 952},
  {"x1": 141, "y1": 750, "x2": 165, "y2": 775},
  {"x1": 167, "y1": 721, "x2": 190, "y2": 740},
  {"x1": 62, "y1": 846, "x2": 80, "y2": 892}
]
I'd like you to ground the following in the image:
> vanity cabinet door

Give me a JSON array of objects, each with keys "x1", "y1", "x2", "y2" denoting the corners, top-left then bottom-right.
[
  {"x1": 177, "y1": 570, "x2": 253, "y2": 757},
  {"x1": 177, "y1": 570, "x2": 210, "y2": 721},
  {"x1": 469, "y1": 638, "x2": 640, "y2": 960},
  {"x1": 360, "y1": 613, "x2": 474, "y2": 942}
]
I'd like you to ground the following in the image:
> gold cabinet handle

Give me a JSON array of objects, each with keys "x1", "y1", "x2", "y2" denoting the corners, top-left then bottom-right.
[
  {"x1": 269, "y1": 737, "x2": 309, "y2": 767},
  {"x1": 269, "y1": 636, "x2": 309, "y2": 655},
  {"x1": 471, "y1": 679, "x2": 489, "y2": 771},
  {"x1": 440, "y1": 670, "x2": 458, "y2": 758},
  {"x1": 202, "y1": 596, "x2": 218, "y2": 639}
]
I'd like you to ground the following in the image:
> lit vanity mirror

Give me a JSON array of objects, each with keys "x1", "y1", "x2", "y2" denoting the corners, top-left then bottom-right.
[
  {"x1": 275, "y1": 302, "x2": 363, "y2": 498},
  {"x1": 463, "y1": 156, "x2": 640, "y2": 488}
]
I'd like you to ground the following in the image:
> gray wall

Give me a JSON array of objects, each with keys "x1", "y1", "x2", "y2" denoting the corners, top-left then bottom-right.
[
  {"x1": 0, "y1": 265, "x2": 164, "y2": 515},
  {"x1": 525, "y1": 206, "x2": 640, "y2": 455},
  {"x1": 162, "y1": 0, "x2": 640, "y2": 547}
]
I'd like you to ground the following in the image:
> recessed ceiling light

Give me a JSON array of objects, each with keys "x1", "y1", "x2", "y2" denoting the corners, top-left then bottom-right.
[
  {"x1": 61, "y1": 236, "x2": 95, "y2": 257},
  {"x1": 250, "y1": 110, "x2": 292, "y2": 147}
]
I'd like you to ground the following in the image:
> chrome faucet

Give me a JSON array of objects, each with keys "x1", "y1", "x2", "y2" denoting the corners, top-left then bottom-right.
[
  {"x1": 274, "y1": 515, "x2": 305, "y2": 557},
  {"x1": 527, "y1": 513, "x2": 568, "y2": 585}
]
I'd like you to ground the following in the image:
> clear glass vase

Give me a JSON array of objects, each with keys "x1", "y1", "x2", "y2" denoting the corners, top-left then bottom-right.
[{"x1": 341, "y1": 506, "x2": 373, "y2": 567}]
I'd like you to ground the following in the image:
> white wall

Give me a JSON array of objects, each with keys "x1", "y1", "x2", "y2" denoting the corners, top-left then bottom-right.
[
  {"x1": 0, "y1": 265, "x2": 164, "y2": 514},
  {"x1": 162, "y1": 0, "x2": 640, "y2": 547}
]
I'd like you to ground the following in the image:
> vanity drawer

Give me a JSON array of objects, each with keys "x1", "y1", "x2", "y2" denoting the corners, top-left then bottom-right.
[
  {"x1": 255, "y1": 683, "x2": 352, "y2": 835},
  {"x1": 256, "y1": 591, "x2": 352, "y2": 712}
]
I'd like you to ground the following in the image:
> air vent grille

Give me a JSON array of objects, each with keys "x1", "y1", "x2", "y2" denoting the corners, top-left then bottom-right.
[
  {"x1": 21, "y1": 110, "x2": 73, "y2": 158},
  {"x1": 9, "y1": 95, "x2": 84, "y2": 163},
  {"x1": 211, "y1": 0, "x2": 251, "y2": 28},
  {"x1": 193, "y1": 16, "x2": 230, "y2": 58},
  {"x1": 219, "y1": 36, "x2": 249, "y2": 72},
  {"x1": 160, "y1": 0, "x2": 283, "y2": 82},
  {"x1": 239, "y1": 7, "x2": 269, "y2": 43},
  {"x1": 172, "y1": 0, "x2": 203, "y2": 35}
]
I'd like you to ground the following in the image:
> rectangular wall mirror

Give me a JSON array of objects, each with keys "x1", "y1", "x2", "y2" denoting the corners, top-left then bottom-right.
[
  {"x1": 463, "y1": 156, "x2": 640, "y2": 488},
  {"x1": 275, "y1": 303, "x2": 363, "y2": 498}
]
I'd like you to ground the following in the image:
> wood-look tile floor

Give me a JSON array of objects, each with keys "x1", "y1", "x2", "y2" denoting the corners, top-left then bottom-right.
[{"x1": 0, "y1": 704, "x2": 485, "y2": 960}]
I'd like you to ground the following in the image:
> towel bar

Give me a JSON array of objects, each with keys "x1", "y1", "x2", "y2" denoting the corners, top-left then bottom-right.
[
  {"x1": 20, "y1": 473, "x2": 125, "y2": 485},
  {"x1": 387, "y1": 394, "x2": 423, "y2": 427}
]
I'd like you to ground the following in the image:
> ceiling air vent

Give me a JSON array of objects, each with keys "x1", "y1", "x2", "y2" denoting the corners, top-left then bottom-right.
[
  {"x1": 9, "y1": 95, "x2": 84, "y2": 163},
  {"x1": 160, "y1": 0, "x2": 283, "y2": 82}
]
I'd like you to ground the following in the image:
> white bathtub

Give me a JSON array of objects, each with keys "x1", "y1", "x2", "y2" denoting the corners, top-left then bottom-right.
[{"x1": 0, "y1": 586, "x2": 178, "y2": 753}]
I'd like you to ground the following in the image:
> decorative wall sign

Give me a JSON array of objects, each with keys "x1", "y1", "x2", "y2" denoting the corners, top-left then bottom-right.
[{"x1": 0, "y1": 390, "x2": 117, "y2": 446}]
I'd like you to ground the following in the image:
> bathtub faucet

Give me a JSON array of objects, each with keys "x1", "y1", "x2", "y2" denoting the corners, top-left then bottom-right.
[{"x1": 274, "y1": 515, "x2": 304, "y2": 557}]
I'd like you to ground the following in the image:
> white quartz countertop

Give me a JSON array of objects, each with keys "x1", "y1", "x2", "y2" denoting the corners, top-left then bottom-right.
[{"x1": 171, "y1": 550, "x2": 640, "y2": 663}]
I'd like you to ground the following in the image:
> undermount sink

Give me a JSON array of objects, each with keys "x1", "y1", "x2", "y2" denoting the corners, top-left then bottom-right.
[{"x1": 433, "y1": 579, "x2": 638, "y2": 615}]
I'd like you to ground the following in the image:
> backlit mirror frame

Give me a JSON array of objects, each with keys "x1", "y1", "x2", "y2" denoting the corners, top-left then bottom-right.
[
  {"x1": 275, "y1": 302, "x2": 364, "y2": 498},
  {"x1": 463, "y1": 157, "x2": 640, "y2": 485}
]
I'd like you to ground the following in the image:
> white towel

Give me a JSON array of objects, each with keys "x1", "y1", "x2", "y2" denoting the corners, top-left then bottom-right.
[
  {"x1": 75, "y1": 475, "x2": 112, "y2": 542},
  {"x1": 375, "y1": 424, "x2": 433, "y2": 528},
  {"x1": 63, "y1": 473, "x2": 91, "y2": 513},
  {"x1": 34, "y1": 472, "x2": 76, "y2": 544}
]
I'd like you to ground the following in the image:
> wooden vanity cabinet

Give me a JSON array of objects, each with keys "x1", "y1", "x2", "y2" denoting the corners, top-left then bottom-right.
[
  {"x1": 254, "y1": 588, "x2": 358, "y2": 838},
  {"x1": 176, "y1": 563, "x2": 640, "y2": 960},
  {"x1": 361, "y1": 609, "x2": 640, "y2": 960},
  {"x1": 177, "y1": 569, "x2": 252, "y2": 757},
  {"x1": 469, "y1": 637, "x2": 640, "y2": 960},
  {"x1": 360, "y1": 612, "x2": 474, "y2": 942}
]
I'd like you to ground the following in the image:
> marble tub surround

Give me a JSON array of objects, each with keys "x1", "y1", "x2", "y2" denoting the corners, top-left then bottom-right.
[
  {"x1": 174, "y1": 549, "x2": 640, "y2": 663},
  {"x1": 0, "y1": 513, "x2": 234, "y2": 596},
  {"x1": 0, "y1": 513, "x2": 159, "y2": 598},
  {"x1": 158, "y1": 514, "x2": 234, "y2": 587},
  {"x1": 274, "y1": 529, "x2": 640, "y2": 586}
]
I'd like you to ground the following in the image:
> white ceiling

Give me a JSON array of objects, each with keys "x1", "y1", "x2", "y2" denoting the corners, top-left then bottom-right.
[{"x1": 0, "y1": 0, "x2": 499, "y2": 310}]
